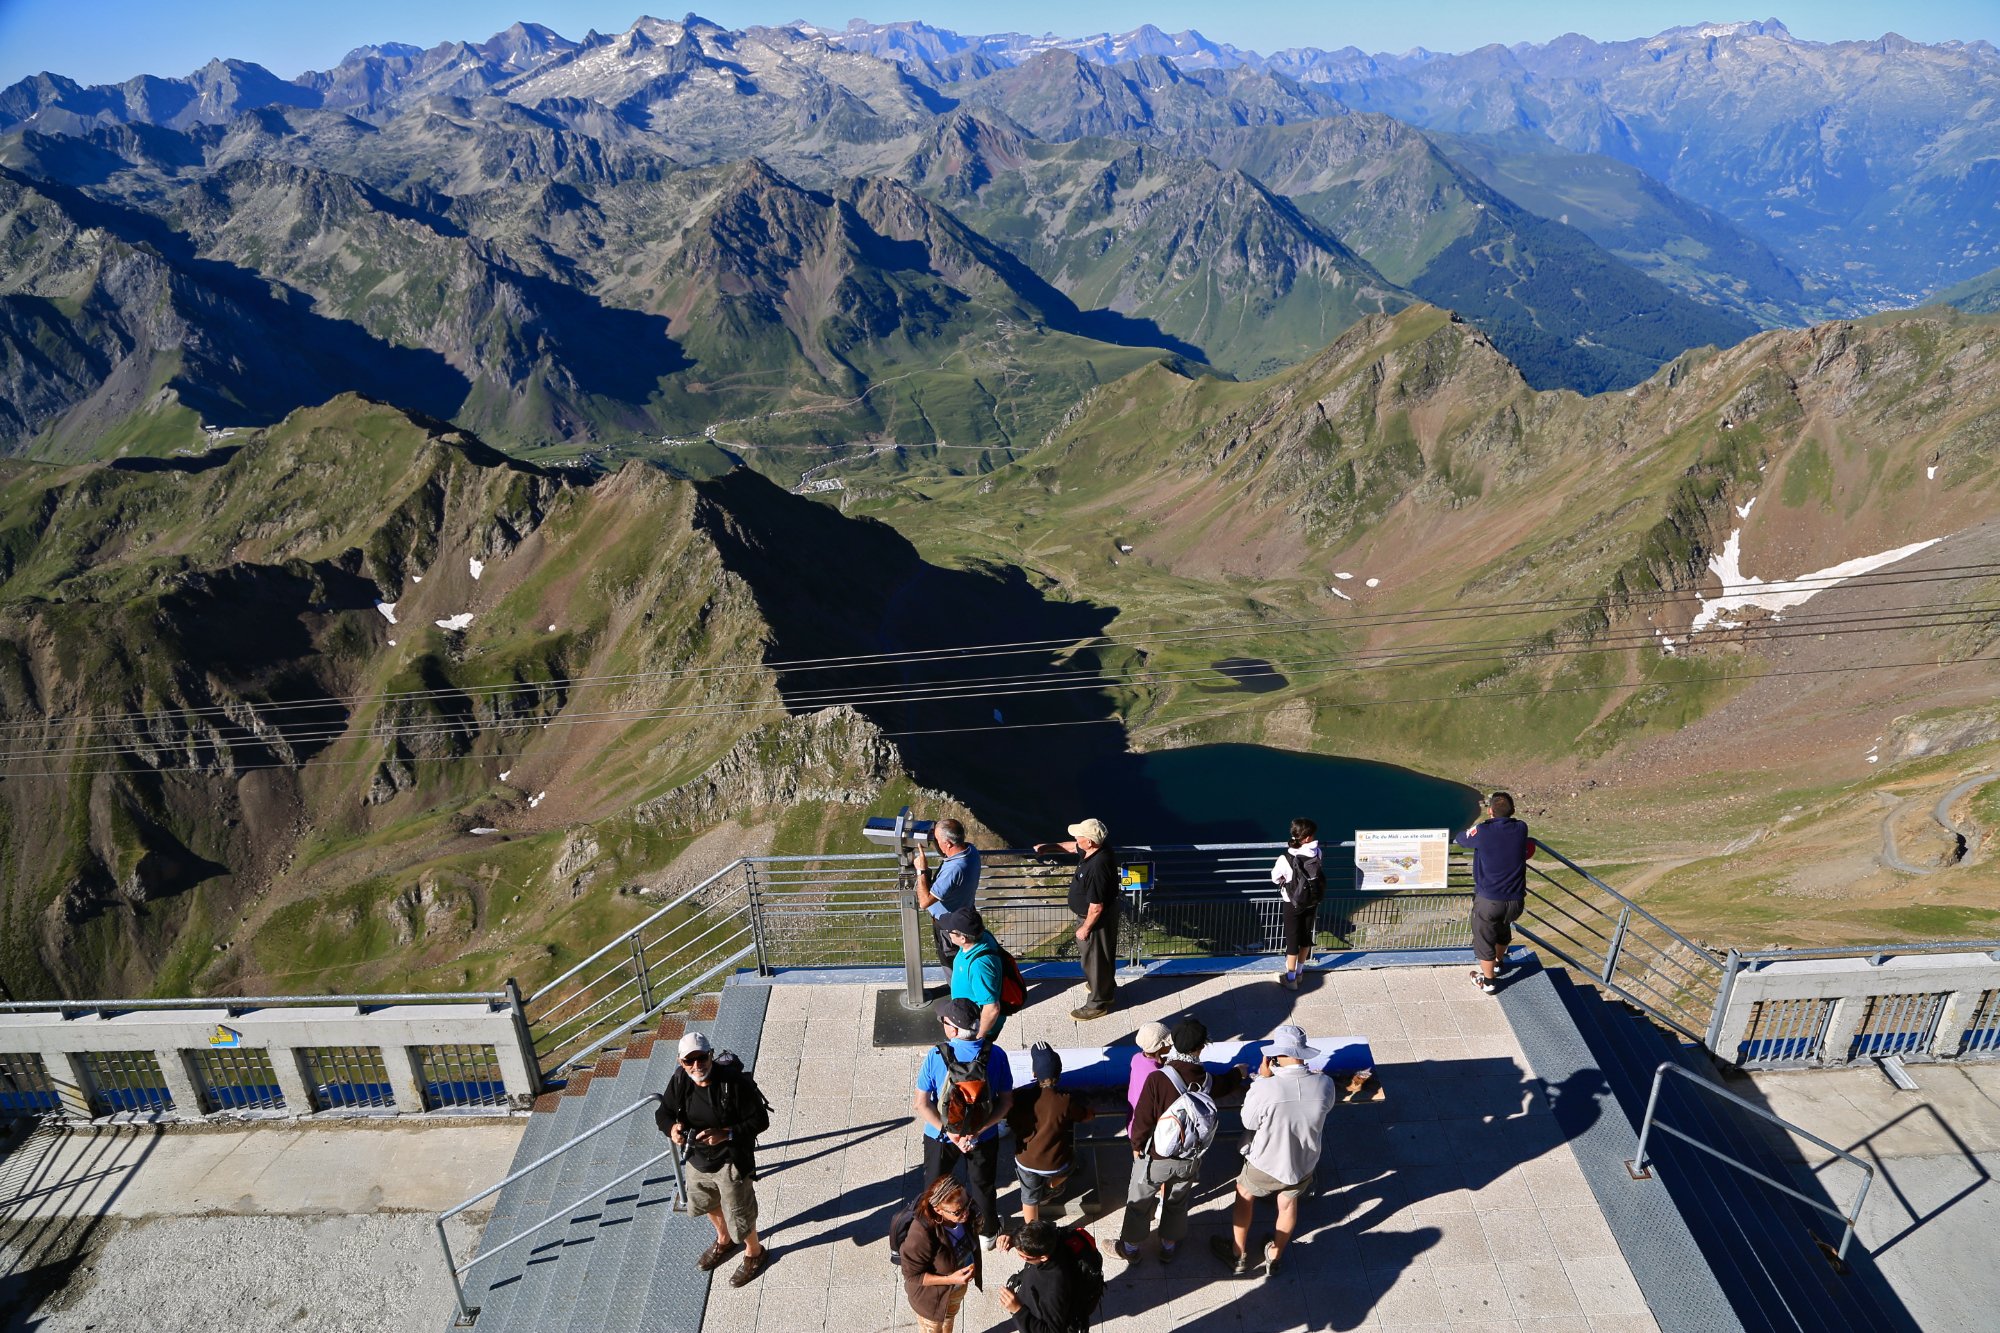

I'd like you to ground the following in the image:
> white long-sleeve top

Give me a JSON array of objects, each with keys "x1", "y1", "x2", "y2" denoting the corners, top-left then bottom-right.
[
  {"x1": 1240, "y1": 1063, "x2": 1339, "y2": 1185},
  {"x1": 1269, "y1": 839, "x2": 1321, "y2": 905}
]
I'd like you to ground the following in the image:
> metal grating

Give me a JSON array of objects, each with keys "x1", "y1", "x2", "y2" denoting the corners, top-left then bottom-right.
[
  {"x1": 1848, "y1": 991, "x2": 1951, "y2": 1059},
  {"x1": 1737, "y1": 997, "x2": 1835, "y2": 1066},
  {"x1": 190, "y1": 1047, "x2": 285, "y2": 1113},
  {"x1": 0, "y1": 1052, "x2": 61, "y2": 1115},
  {"x1": 418, "y1": 1044, "x2": 507, "y2": 1109},
  {"x1": 1959, "y1": 990, "x2": 2000, "y2": 1056},
  {"x1": 300, "y1": 1045, "x2": 396, "y2": 1109},
  {"x1": 78, "y1": 1050, "x2": 174, "y2": 1115}
]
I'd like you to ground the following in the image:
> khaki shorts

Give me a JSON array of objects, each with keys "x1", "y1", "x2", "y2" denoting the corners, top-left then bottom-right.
[
  {"x1": 684, "y1": 1160, "x2": 759, "y2": 1240},
  {"x1": 1237, "y1": 1159, "x2": 1313, "y2": 1200}
]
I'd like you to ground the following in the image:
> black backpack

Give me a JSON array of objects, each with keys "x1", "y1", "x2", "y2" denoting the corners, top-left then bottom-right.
[
  {"x1": 887, "y1": 1201, "x2": 919, "y2": 1266},
  {"x1": 1285, "y1": 849, "x2": 1326, "y2": 909}
]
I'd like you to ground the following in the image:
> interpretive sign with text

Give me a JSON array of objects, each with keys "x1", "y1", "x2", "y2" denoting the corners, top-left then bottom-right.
[{"x1": 1353, "y1": 829, "x2": 1450, "y2": 891}]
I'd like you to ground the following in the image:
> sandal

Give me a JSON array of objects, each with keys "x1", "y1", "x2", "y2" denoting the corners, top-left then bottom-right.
[
  {"x1": 729, "y1": 1250, "x2": 769, "y2": 1287},
  {"x1": 696, "y1": 1240, "x2": 740, "y2": 1272}
]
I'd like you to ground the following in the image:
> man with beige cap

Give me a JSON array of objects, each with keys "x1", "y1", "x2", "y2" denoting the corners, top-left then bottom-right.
[{"x1": 1034, "y1": 817, "x2": 1120, "y2": 1020}]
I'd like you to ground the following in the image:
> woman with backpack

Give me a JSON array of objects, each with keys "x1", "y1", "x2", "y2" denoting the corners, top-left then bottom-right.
[
  {"x1": 1272, "y1": 817, "x2": 1325, "y2": 990},
  {"x1": 1115, "y1": 1018, "x2": 1249, "y2": 1262},
  {"x1": 900, "y1": 1174, "x2": 985, "y2": 1333}
]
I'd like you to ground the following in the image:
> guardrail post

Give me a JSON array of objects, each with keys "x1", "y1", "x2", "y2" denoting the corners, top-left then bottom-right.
[
  {"x1": 500, "y1": 980, "x2": 544, "y2": 1100},
  {"x1": 1704, "y1": 949, "x2": 1743, "y2": 1054},
  {"x1": 268, "y1": 1047, "x2": 316, "y2": 1114},
  {"x1": 1819, "y1": 995, "x2": 1869, "y2": 1067},
  {"x1": 744, "y1": 861, "x2": 772, "y2": 977},
  {"x1": 156, "y1": 1048, "x2": 205, "y2": 1120},
  {"x1": 50, "y1": 1051, "x2": 94, "y2": 1121},
  {"x1": 893, "y1": 808, "x2": 929, "y2": 1010},
  {"x1": 1624, "y1": 1064, "x2": 1668, "y2": 1179},
  {"x1": 1929, "y1": 989, "x2": 1979, "y2": 1058},
  {"x1": 390, "y1": 1046, "x2": 430, "y2": 1113},
  {"x1": 1601, "y1": 904, "x2": 1632, "y2": 986}
]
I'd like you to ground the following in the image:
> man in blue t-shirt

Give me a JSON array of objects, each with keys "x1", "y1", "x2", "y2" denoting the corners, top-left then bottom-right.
[
  {"x1": 941, "y1": 907, "x2": 1007, "y2": 1044},
  {"x1": 1454, "y1": 791, "x2": 1538, "y2": 995},
  {"x1": 912, "y1": 997, "x2": 1015, "y2": 1245},
  {"x1": 914, "y1": 818, "x2": 981, "y2": 970}
]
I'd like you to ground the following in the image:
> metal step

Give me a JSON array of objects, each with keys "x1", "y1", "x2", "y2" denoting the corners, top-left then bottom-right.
[{"x1": 1498, "y1": 961, "x2": 1746, "y2": 1333}]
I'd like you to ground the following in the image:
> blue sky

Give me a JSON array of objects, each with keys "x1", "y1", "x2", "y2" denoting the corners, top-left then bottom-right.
[{"x1": 2, "y1": 2, "x2": 1994, "y2": 86}]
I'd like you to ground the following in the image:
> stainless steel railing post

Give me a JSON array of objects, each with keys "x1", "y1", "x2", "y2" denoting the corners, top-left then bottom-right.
[
  {"x1": 893, "y1": 808, "x2": 928, "y2": 1010},
  {"x1": 436, "y1": 1217, "x2": 476, "y2": 1326}
]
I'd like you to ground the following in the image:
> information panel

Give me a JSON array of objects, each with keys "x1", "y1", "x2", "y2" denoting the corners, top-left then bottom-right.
[{"x1": 1353, "y1": 829, "x2": 1451, "y2": 891}]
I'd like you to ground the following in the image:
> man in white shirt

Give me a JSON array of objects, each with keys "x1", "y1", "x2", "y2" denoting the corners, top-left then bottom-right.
[{"x1": 1209, "y1": 1024, "x2": 1338, "y2": 1277}]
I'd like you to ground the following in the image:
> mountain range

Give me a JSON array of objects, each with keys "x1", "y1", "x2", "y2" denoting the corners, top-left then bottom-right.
[{"x1": 6, "y1": 14, "x2": 1992, "y2": 462}]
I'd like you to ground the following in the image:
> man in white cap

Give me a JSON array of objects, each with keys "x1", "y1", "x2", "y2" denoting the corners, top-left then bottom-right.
[
  {"x1": 1210, "y1": 1024, "x2": 1338, "y2": 1277},
  {"x1": 1033, "y1": 817, "x2": 1119, "y2": 1020},
  {"x1": 655, "y1": 1030, "x2": 772, "y2": 1287}
]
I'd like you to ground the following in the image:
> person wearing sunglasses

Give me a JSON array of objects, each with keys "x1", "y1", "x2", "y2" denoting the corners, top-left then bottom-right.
[
  {"x1": 655, "y1": 1031, "x2": 773, "y2": 1287},
  {"x1": 900, "y1": 1174, "x2": 984, "y2": 1333}
]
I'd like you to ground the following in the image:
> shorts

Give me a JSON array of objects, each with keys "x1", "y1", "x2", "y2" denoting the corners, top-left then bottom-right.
[
  {"x1": 1237, "y1": 1160, "x2": 1313, "y2": 1200},
  {"x1": 1016, "y1": 1163, "x2": 1071, "y2": 1206},
  {"x1": 683, "y1": 1160, "x2": 759, "y2": 1240},
  {"x1": 1282, "y1": 901, "x2": 1319, "y2": 955},
  {"x1": 1471, "y1": 896, "x2": 1525, "y2": 962}
]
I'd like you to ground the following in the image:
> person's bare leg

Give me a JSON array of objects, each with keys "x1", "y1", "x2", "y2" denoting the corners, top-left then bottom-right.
[
  {"x1": 1230, "y1": 1189, "x2": 1254, "y2": 1258},
  {"x1": 1022, "y1": 1201, "x2": 1039, "y2": 1224},
  {"x1": 708, "y1": 1210, "x2": 730, "y2": 1246},
  {"x1": 743, "y1": 1226, "x2": 763, "y2": 1260},
  {"x1": 1271, "y1": 1194, "x2": 1301, "y2": 1258}
]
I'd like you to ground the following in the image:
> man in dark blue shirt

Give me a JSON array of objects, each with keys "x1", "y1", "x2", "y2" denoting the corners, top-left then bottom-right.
[{"x1": 1453, "y1": 791, "x2": 1538, "y2": 995}]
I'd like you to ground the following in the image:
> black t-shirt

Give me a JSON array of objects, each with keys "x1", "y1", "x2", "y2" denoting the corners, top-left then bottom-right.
[
  {"x1": 680, "y1": 1082, "x2": 731, "y2": 1171},
  {"x1": 1066, "y1": 848, "x2": 1119, "y2": 918},
  {"x1": 1010, "y1": 1249, "x2": 1096, "y2": 1333}
]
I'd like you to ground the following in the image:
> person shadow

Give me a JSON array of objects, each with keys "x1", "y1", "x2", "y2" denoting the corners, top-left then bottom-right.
[{"x1": 1090, "y1": 1057, "x2": 1612, "y2": 1331}]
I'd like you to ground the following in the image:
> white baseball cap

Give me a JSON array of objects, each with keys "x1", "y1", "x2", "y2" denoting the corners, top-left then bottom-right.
[{"x1": 678, "y1": 1031, "x2": 713, "y2": 1059}]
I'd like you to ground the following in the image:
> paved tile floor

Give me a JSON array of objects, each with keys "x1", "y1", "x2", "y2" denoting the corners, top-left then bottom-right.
[{"x1": 702, "y1": 964, "x2": 1661, "y2": 1333}]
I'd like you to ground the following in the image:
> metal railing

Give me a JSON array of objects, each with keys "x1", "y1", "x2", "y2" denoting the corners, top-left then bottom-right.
[
  {"x1": 0, "y1": 991, "x2": 509, "y2": 1014},
  {"x1": 520, "y1": 836, "x2": 1740, "y2": 1079},
  {"x1": 1626, "y1": 1061, "x2": 1875, "y2": 1265},
  {"x1": 435, "y1": 1095, "x2": 685, "y2": 1326},
  {"x1": 1515, "y1": 844, "x2": 1728, "y2": 1045}
]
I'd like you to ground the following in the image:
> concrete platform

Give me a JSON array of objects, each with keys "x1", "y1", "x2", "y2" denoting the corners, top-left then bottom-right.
[
  {"x1": 707, "y1": 964, "x2": 1660, "y2": 1332},
  {"x1": 1742, "y1": 1059, "x2": 2000, "y2": 1333},
  {"x1": 0, "y1": 1118, "x2": 524, "y2": 1332}
]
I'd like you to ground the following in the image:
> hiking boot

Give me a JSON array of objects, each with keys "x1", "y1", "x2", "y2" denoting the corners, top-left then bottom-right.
[
  {"x1": 1470, "y1": 969, "x2": 1498, "y2": 996},
  {"x1": 1208, "y1": 1235, "x2": 1255, "y2": 1275},
  {"x1": 729, "y1": 1250, "x2": 768, "y2": 1287},
  {"x1": 1158, "y1": 1240, "x2": 1179, "y2": 1265},
  {"x1": 1113, "y1": 1239, "x2": 1142, "y2": 1263},
  {"x1": 696, "y1": 1240, "x2": 740, "y2": 1272},
  {"x1": 1070, "y1": 1004, "x2": 1113, "y2": 1021}
]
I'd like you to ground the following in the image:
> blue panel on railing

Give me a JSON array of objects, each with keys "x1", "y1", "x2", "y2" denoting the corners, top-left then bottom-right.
[
  {"x1": 94, "y1": 1086, "x2": 173, "y2": 1112},
  {"x1": 313, "y1": 1081, "x2": 396, "y2": 1108},
  {"x1": 426, "y1": 1079, "x2": 509, "y2": 1107},
  {"x1": 204, "y1": 1084, "x2": 286, "y2": 1110},
  {"x1": 0, "y1": 1089, "x2": 61, "y2": 1113},
  {"x1": 1738, "y1": 1036, "x2": 1821, "y2": 1064}
]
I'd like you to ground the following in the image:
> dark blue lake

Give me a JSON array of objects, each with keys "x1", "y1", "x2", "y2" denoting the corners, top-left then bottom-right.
[{"x1": 1073, "y1": 743, "x2": 1480, "y2": 846}]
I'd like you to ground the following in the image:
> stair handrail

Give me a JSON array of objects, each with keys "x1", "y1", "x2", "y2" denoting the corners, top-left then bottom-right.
[
  {"x1": 1532, "y1": 842, "x2": 1728, "y2": 966},
  {"x1": 1625, "y1": 1060, "x2": 1875, "y2": 1265},
  {"x1": 527, "y1": 859, "x2": 751, "y2": 1007},
  {"x1": 434, "y1": 1093, "x2": 684, "y2": 1327},
  {"x1": 1734, "y1": 939, "x2": 2000, "y2": 961}
]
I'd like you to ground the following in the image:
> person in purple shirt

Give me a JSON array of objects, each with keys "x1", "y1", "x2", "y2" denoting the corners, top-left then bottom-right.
[
  {"x1": 1124, "y1": 1020, "x2": 1172, "y2": 1140},
  {"x1": 1454, "y1": 791, "x2": 1538, "y2": 995}
]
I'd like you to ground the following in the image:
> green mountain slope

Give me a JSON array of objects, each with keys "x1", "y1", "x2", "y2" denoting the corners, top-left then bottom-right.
[
  {"x1": 1928, "y1": 265, "x2": 2000, "y2": 315},
  {"x1": 1430, "y1": 130, "x2": 1830, "y2": 328},
  {"x1": 897, "y1": 112, "x2": 1407, "y2": 377},
  {"x1": 0, "y1": 395, "x2": 1023, "y2": 997},
  {"x1": 1173, "y1": 118, "x2": 1762, "y2": 393}
]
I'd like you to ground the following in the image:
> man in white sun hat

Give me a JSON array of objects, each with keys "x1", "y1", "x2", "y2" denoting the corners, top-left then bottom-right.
[
  {"x1": 1034, "y1": 817, "x2": 1120, "y2": 1020},
  {"x1": 1210, "y1": 1024, "x2": 1338, "y2": 1277}
]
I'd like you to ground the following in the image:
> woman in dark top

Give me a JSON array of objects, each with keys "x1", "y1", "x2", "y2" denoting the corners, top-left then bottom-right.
[{"x1": 901, "y1": 1174, "x2": 984, "y2": 1333}]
